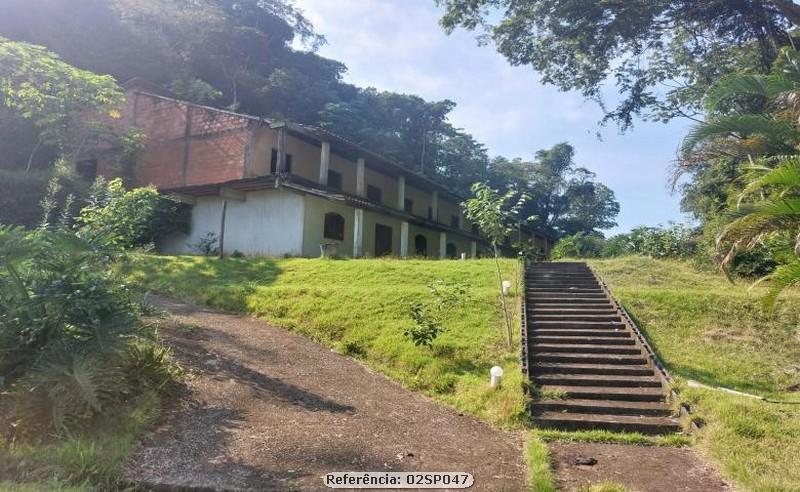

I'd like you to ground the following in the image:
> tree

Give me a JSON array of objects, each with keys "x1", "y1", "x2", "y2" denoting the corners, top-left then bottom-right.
[
  {"x1": 0, "y1": 36, "x2": 123, "y2": 170},
  {"x1": 489, "y1": 143, "x2": 619, "y2": 237},
  {"x1": 437, "y1": 0, "x2": 796, "y2": 130},
  {"x1": 462, "y1": 182, "x2": 533, "y2": 349}
]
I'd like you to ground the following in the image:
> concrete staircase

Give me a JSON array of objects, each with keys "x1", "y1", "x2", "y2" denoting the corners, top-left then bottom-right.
[{"x1": 524, "y1": 262, "x2": 681, "y2": 435}]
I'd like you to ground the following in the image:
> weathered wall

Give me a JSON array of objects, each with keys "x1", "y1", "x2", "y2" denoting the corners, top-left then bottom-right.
[
  {"x1": 159, "y1": 189, "x2": 305, "y2": 256},
  {"x1": 301, "y1": 194, "x2": 356, "y2": 257}
]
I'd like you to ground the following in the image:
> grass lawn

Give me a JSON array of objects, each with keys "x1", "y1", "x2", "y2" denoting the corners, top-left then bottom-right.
[
  {"x1": 123, "y1": 255, "x2": 526, "y2": 428},
  {"x1": 0, "y1": 390, "x2": 162, "y2": 490},
  {"x1": 589, "y1": 256, "x2": 800, "y2": 491}
]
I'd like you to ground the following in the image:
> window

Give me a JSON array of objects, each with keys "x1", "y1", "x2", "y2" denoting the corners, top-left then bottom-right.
[
  {"x1": 446, "y1": 243, "x2": 457, "y2": 259},
  {"x1": 367, "y1": 185, "x2": 382, "y2": 203},
  {"x1": 328, "y1": 169, "x2": 343, "y2": 190},
  {"x1": 428, "y1": 207, "x2": 433, "y2": 220},
  {"x1": 471, "y1": 223, "x2": 480, "y2": 235},
  {"x1": 269, "y1": 148, "x2": 292, "y2": 173},
  {"x1": 414, "y1": 235, "x2": 427, "y2": 256},
  {"x1": 323, "y1": 212, "x2": 345, "y2": 241},
  {"x1": 451, "y1": 215, "x2": 460, "y2": 228},
  {"x1": 404, "y1": 198, "x2": 414, "y2": 214},
  {"x1": 76, "y1": 159, "x2": 98, "y2": 181}
]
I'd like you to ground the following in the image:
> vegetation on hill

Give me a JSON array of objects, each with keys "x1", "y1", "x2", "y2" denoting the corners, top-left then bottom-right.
[{"x1": 591, "y1": 256, "x2": 800, "y2": 491}]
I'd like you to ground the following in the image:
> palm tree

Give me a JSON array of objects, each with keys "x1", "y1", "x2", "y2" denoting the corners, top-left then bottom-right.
[{"x1": 678, "y1": 47, "x2": 800, "y2": 308}]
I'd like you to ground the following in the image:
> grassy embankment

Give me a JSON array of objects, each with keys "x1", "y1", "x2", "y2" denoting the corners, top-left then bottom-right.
[
  {"x1": 123, "y1": 255, "x2": 527, "y2": 428},
  {"x1": 589, "y1": 256, "x2": 800, "y2": 491},
  {"x1": 124, "y1": 254, "x2": 800, "y2": 491}
]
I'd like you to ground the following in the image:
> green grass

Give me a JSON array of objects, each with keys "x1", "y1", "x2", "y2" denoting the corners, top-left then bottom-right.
[
  {"x1": 123, "y1": 255, "x2": 526, "y2": 428},
  {"x1": 0, "y1": 390, "x2": 162, "y2": 490},
  {"x1": 527, "y1": 433, "x2": 556, "y2": 492},
  {"x1": 589, "y1": 256, "x2": 800, "y2": 491},
  {"x1": 534, "y1": 429, "x2": 690, "y2": 447}
]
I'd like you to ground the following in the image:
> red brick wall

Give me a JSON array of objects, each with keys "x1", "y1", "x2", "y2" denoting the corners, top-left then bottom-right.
[{"x1": 111, "y1": 91, "x2": 251, "y2": 188}]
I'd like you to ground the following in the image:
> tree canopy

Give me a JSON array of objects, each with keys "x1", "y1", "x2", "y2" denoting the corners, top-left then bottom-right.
[{"x1": 438, "y1": 0, "x2": 798, "y2": 130}]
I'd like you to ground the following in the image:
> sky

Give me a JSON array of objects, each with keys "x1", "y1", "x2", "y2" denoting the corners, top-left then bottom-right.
[{"x1": 293, "y1": 0, "x2": 697, "y2": 235}]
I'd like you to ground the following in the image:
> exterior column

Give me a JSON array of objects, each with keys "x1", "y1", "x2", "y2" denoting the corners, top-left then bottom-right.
[
  {"x1": 400, "y1": 221, "x2": 409, "y2": 257},
  {"x1": 353, "y1": 208, "x2": 364, "y2": 257},
  {"x1": 398, "y1": 175, "x2": 406, "y2": 210},
  {"x1": 277, "y1": 125, "x2": 288, "y2": 173},
  {"x1": 439, "y1": 232, "x2": 447, "y2": 259},
  {"x1": 431, "y1": 190, "x2": 439, "y2": 222},
  {"x1": 470, "y1": 241, "x2": 477, "y2": 259},
  {"x1": 356, "y1": 158, "x2": 366, "y2": 196},
  {"x1": 319, "y1": 141, "x2": 330, "y2": 185}
]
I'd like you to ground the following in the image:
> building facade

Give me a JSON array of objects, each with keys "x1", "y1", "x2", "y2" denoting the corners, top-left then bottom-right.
[{"x1": 88, "y1": 86, "x2": 554, "y2": 258}]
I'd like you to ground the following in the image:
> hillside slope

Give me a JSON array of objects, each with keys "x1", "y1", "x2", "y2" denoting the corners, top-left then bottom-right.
[{"x1": 590, "y1": 256, "x2": 800, "y2": 491}]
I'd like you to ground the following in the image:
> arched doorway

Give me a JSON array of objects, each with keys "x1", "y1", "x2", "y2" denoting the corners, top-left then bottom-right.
[{"x1": 414, "y1": 234, "x2": 427, "y2": 256}]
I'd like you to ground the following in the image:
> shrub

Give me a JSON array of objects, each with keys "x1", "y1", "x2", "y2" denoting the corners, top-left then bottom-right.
[
  {"x1": 404, "y1": 280, "x2": 469, "y2": 348},
  {"x1": 76, "y1": 177, "x2": 190, "y2": 250},
  {"x1": 552, "y1": 232, "x2": 605, "y2": 259}
]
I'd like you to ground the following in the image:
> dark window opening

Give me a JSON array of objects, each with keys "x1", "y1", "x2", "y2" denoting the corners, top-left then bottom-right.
[
  {"x1": 323, "y1": 212, "x2": 345, "y2": 241},
  {"x1": 270, "y1": 148, "x2": 292, "y2": 173},
  {"x1": 404, "y1": 198, "x2": 414, "y2": 213},
  {"x1": 367, "y1": 185, "x2": 382, "y2": 203},
  {"x1": 328, "y1": 169, "x2": 343, "y2": 190},
  {"x1": 76, "y1": 159, "x2": 98, "y2": 181},
  {"x1": 451, "y1": 215, "x2": 460, "y2": 228},
  {"x1": 375, "y1": 224, "x2": 392, "y2": 257},
  {"x1": 414, "y1": 234, "x2": 427, "y2": 256},
  {"x1": 471, "y1": 223, "x2": 480, "y2": 235},
  {"x1": 446, "y1": 243, "x2": 457, "y2": 259},
  {"x1": 427, "y1": 207, "x2": 433, "y2": 220}
]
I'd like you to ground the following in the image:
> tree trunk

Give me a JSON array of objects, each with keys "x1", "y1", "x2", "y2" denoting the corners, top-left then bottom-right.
[{"x1": 493, "y1": 243, "x2": 513, "y2": 350}]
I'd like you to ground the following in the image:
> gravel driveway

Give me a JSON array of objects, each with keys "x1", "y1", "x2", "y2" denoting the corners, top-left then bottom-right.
[{"x1": 125, "y1": 297, "x2": 526, "y2": 491}]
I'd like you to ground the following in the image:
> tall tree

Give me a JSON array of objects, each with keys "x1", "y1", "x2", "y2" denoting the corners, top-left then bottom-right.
[{"x1": 438, "y1": 0, "x2": 795, "y2": 130}]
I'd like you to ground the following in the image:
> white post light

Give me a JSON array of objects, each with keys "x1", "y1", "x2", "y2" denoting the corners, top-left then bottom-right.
[
  {"x1": 490, "y1": 366, "x2": 504, "y2": 389},
  {"x1": 501, "y1": 280, "x2": 512, "y2": 296},
  {"x1": 460, "y1": 252, "x2": 466, "y2": 260}
]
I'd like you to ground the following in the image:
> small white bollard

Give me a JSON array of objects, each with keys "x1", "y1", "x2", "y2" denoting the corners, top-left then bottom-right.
[
  {"x1": 501, "y1": 280, "x2": 512, "y2": 296},
  {"x1": 460, "y1": 252, "x2": 467, "y2": 260},
  {"x1": 490, "y1": 366, "x2": 504, "y2": 389}
]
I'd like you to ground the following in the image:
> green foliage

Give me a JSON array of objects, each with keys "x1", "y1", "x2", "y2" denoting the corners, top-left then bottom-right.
[
  {"x1": 438, "y1": 0, "x2": 791, "y2": 130},
  {"x1": 191, "y1": 232, "x2": 219, "y2": 256},
  {"x1": 76, "y1": 178, "x2": 191, "y2": 250},
  {"x1": 526, "y1": 433, "x2": 556, "y2": 492},
  {"x1": 404, "y1": 280, "x2": 469, "y2": 348},
  {"x1": 620, "y1": 224, "x2": 698, "y2": 259},
  {"x1": 551, "y1": 232, "x2": 605, "y2": 259}
]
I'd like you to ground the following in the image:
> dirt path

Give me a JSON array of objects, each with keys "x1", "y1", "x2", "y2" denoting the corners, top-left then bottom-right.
[
  {"x1": 125, "y1": 297, "x2": 526, "y2": 491},
  {"x1": 549, "y1": 442, "x2": 733, "y2": 492}
]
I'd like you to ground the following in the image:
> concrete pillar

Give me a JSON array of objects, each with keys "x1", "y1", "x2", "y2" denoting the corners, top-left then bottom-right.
[
  {"x1": 400, "y1": 221, "x2": 409, "y2": 257},
  {"x1": 431, "y1": 190, "x2": 439, "y2": 222},
  {"x1": 356, "y1": 158, "x2": 366, "y2": 196},
  {"x1": 471, "y1": 241, "x2": 477, "y2": 259},
  {"x1": 353, "y1": 208, "x2": 364, "y2": 257},
  {"x1": 277, "y1": 125, "x2": 288, "y2": 173},
  {"x1": 439, "y1": 231, "x2": 447, "y2": 259},
  {"x1": 319, "y1": 141, "x2": 330, "y2": 185},
  {"x1": 398, "y1": 175, "x2": 406, "y2": 210}
]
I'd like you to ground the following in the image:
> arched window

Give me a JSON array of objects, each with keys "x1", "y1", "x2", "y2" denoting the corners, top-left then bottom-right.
[
  {"x1": 446, "y1": 243, "x2": 457, "y2": 259},
  {"x1": 414, "y1": 234, "x2": 427, "y2": 256},
  {"x1": 323, "y1": 212, "x2": 345, "y2": 241}
]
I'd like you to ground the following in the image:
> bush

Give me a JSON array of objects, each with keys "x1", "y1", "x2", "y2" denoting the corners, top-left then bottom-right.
[
  {"x1": 552, "y1": 232, "x2": 605, "y2": 259},
  {"x1": 77, "y1": 178, "x2": 191, "y2": 250},
  {"x1": 600, "y1": 224, "x2": 699, "y2": 259},
  {"x1": 0, "y1": 225, "x2": 180, "y2": 436}
]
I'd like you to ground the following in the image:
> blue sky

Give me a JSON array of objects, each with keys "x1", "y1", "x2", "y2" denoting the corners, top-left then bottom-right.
[{"x1": 293, "y1": 0, "x2": 697, "y2": 235}]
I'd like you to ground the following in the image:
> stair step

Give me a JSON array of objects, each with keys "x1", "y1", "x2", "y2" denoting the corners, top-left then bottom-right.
[
  {"x1": 532, "y1": 336, "x2": 636, "y2": 346},
  {"x1": 532, "y1": 314, "x2": 621, "y2": 322},
  {"x1": 533, "y1": 411, "x2": 681, "y2": 435},
  {"x1": 533, "y1": 353, "x2": 648, "y2": 365},
  {"x1": 535, "y1": 374, "x2": 663, "y2": 388},
  {"x1": 540, "y1": 385, "x2": 666, "y2": 402},
  {"x1": 532, "y1": 362, "x2": 654, "y2": 376},
  {"x1": 535, "y1": 398, "x2": 673, "y2": 416},
  {"x1": 532, "y1": 344, "x2": 641, "y2": 355},
  {"x1": 531, "y1": 329, "x2": 629, "y2": 337},
  {"x1": 531, "y1": 321, "x2": 626, "y2": 329},
  {"x1": 532, "y1": 307, "x2": 617, "y2": 313},
  {"x1": 527, "y1": 287, "x2": 603, "y2": 293},
  {"x1": 531, "y1": 297, "x2": 613, "y2": 304}
]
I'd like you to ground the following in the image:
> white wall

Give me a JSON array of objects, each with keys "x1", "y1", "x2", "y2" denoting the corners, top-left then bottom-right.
[{"x1": 159, "y1": 189, "x2": 305, "y2": 256}]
